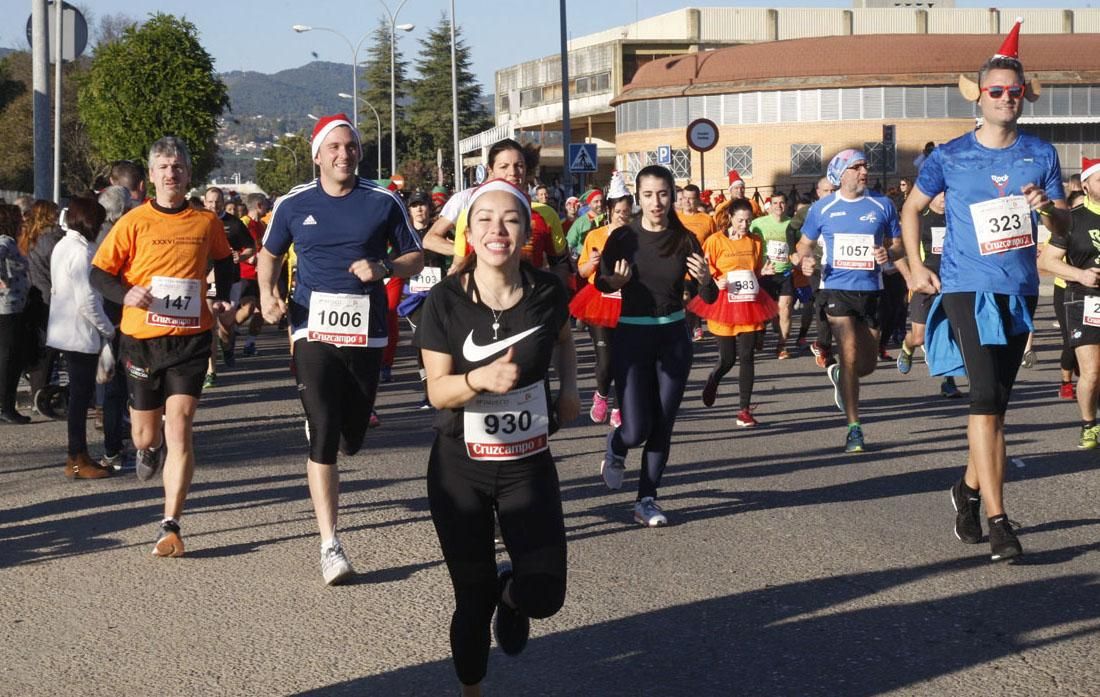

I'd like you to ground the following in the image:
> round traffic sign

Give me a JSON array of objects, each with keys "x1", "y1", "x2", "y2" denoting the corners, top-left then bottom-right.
[
  {"x1": 25, "y1": 1, "x2": 88, "y2": 64},
  {"x1": 686, "y1": 118, "x2": 719, "y2": 153}
]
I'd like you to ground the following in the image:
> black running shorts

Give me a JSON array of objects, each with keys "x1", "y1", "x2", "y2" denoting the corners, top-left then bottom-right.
[
  {"x1": 908, "y1": 291, "x2": 935, "y2": 326},
  {"x1": 293, "y1": 339, "x2": 382, "y2": 465},
  {"x1": 820, "y1": 289, "x2": 881, "y2": 329},
  {"x1": 1064, "y1": 287, "x2": 1100, "y2": 348},
  {"x1": 120, "y1": 332, "x2": 210, "y2": 411},
  {"x1": 761, "y1": 273, "x2": 796, "y2": 300}
]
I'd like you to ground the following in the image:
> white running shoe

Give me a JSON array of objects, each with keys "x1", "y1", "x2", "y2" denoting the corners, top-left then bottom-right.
[
  {"x1": 321, "y1": 537, "x2": 354, "y2": 586},
  {"x1": 633, "y1": 497, "x2": 668, "y2": 527}
]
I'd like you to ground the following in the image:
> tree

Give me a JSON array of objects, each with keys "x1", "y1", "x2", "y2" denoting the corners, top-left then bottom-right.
[
  {"x1": 359, "y1": 19, "x2": 409, "y2": 178},
  {"x1": 78, "y1": 13, "x2": 229, "y2": 184},
  {"x1": 0, "y1": 52, "x2": 98, "y2": 196},
  {"x1": 255, "y1": 134, "x2": 312, "y2": 194},
  {"x1": 405, "y1": 14, "x2": 491, "y2": 182},
  {"x1": 93, "y1": 13, "x2": 140, "y2": 48}
]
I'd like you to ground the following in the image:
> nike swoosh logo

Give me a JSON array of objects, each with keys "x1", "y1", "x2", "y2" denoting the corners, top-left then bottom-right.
[{"x1": 462, "y1": 326, "x2": 542, "y2": 363}]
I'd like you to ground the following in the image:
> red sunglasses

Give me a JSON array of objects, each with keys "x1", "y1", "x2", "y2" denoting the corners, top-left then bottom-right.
[{"x1": 981, "y1": 84, "x2": 1024, "y2": 99}]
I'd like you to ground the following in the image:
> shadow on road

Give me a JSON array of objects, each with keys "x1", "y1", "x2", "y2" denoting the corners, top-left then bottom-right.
[{"x1": 292, "y1": 546, "x2": 1100, "y2": 696}]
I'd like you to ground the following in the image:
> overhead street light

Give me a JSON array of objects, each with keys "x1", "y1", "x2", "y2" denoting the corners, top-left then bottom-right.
[
  {"x1": 380, "y1": 1, "x2": 413, "y2": 176},
  {"x1": 338, "y1": 92, "x2": 384, "y2": 179},
  {"x1": 291, "y1": 23, "x2": 371, "y2": 138}
]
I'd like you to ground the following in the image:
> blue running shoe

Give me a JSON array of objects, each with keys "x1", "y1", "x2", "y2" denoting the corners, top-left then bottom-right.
[
  {"x1": 896, "y1": 347, "x2": 913, "y2": 375},
  {"x1": 845, "y1": 425, "x2": 865, "y2": 453}
]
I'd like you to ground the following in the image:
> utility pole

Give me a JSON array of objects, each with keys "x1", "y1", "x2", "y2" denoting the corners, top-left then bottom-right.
[
  {"x1": 32, "y1": 0, "x2": 50, "y2": 199},
  {"x1": 559, "y1": 0, "x2": 572, "y2": 198}
]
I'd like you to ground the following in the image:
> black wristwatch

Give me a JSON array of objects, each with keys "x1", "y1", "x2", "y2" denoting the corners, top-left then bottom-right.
[{"x1": 377, "y1": 258, "x2": 395, "y2": 276}]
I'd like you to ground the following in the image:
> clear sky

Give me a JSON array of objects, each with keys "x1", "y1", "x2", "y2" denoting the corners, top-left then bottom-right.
[{"x1": 0, "y1": 1, "x2": 1092, "y2": 91}]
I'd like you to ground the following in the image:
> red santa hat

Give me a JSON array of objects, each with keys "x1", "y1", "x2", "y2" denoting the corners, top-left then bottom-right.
[
  {"x1": 310, "y1": 113, "x2": 360, "y2": 158},
  {"x1": 728, "y1": 170, "x2": 744, "y2": 186},
  {"x1": 1083, "y1": 157, "x2": 1100, "y2": 183},
  {"x1": 959, "y1": 17, "x2": 1040, "y2": 103},
  {"x1": 994, "y1": 17, "x2": 1024, "y2": 62}
]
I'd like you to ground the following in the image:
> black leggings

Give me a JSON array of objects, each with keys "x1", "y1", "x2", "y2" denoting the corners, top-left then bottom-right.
[
  {"x1": 1053, "y1": 285, "x2": 1079, "y2": 375},
  {"x1": 0, "y1": 313, "x2": 27, "y2": 413},
  {"x1": 941, "y1": 293, "x2": 1036, "y2": 416},
  {"x1": 292, "y1": 340, "x2": 381, "y2": 464},
  {"x1": 712, "y1": 332, "x2": 757, "y2": 410},
  {"x1": 63, "y1": 351, "x2": 98, "y2": 457},
  {"x1": 878, "y1": 272, "x2": 908, "y2": 348},
  {"x1": 608, "y1": 321, "x2": 692, "y2": 500},
  {"x1": 427, "y1": 436, "x2": 567, "y2": 686},
  {"x1": 587, "y1": 324, "x2": 613, "y2": 397}
]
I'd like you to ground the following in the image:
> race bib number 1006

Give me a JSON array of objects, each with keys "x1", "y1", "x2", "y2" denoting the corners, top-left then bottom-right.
[{"x1": 307, "y1": 292, "x2": 371, "y2": 346}]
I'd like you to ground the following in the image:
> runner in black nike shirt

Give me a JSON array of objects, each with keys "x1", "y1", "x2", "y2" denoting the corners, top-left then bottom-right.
[{"x1": 418, "y1": 178, "x2": 579, "y2": 696}]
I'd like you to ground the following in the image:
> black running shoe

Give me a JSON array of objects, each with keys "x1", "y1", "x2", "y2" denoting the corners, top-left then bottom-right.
[
  {"x1": 493, "y1": 562, "x2": 529, "y2": 656},
  {"x1": 988, "y1": 516, "x2": 1022, "y2": 562},
  {"x1": 950, "y1": 479, "x2": 982, "y2": 544}
]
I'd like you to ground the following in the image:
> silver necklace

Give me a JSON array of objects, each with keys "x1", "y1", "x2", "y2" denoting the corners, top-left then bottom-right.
[{"x1": 479, "y1": 281, "x2": 520, "y2": 340}]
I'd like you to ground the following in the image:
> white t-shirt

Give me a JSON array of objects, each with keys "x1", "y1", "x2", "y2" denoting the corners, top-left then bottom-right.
[{"x1": 440, "y1": 187, "x2": 476, "y2": 224}]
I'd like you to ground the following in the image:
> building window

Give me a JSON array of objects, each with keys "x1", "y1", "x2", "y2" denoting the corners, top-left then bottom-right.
[
  {"x1": 625, "y1": 151, "x2": 646, "y2": 181},
  {"x1": 575, "y1": 71, "x2": 612, "y2": 96},
  {"x1": 791, "y1": 144, "x2": 822, "y2": 176},
  {"x1": 863, "y1": 141, "x2": 897, "y2": 174},
  {"x1": 670, "y1": 148, "x2": 691, "y2": 179},
  {"x1": 724, "y1": 146, "x2": 753, "y2": 180},
  {"x1": 520, "y1": 87, "x2": 542, "y2": 109},
  {"x1": 499, "y1": 94, "x2": 510, "y2": 113}
]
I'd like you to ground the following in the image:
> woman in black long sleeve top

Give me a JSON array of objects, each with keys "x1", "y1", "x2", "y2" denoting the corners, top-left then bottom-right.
[{"x1": 595, "y1": 165, "x2": 717, "y2": 526}]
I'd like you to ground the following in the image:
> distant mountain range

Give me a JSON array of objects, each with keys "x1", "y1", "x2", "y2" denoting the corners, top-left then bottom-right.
[{"x1": 221, "y1": 60, "x2": 354, "y2": 137}]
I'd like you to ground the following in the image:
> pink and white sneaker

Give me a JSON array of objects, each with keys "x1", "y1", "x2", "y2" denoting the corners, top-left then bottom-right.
[
  {"x1": 589, "y1": 392, "x2": 609, "y2": 424},
  {"x1": 609, "y1": 408, "x2": 622, "y2": 429}
]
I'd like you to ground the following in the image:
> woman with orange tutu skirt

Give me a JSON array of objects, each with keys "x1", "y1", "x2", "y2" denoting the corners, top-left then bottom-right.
[
  {"x1": 569, "y1": 174, "x2": 632, "y2": 427},
  {"x1": 688, "y1": 198, "x2": 778, "y2": 427}
]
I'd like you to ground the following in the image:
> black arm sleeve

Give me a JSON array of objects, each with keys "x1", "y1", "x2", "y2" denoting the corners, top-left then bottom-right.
[
  {"x1": 697, "y1": 276, "x2": 719, "y2": 304},
  {"x1": 90, "y1": 266, "x2": 129, "y2": 305},
  {"x1": 212, "y1": 256, "x2": 235, "y2": 302}
]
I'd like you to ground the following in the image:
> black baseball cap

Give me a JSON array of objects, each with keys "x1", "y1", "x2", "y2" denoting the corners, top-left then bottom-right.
[{"x1": 408, "y1": 190, "x2": 431, "y2": 207}]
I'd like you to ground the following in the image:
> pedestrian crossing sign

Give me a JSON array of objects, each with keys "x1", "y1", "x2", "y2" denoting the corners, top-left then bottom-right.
[{"x1": 568, "y1": 143, "x2": 598, "y2": 173}]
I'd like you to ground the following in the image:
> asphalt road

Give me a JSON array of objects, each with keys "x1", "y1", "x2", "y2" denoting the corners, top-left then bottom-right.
[{"x1": 2, "y1": 302, "x2": 1098, "y2": 697}]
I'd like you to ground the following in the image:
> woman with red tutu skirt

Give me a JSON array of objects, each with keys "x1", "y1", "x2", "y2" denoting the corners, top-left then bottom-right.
[
  {"x1": 688, "y1": 198, "x2": 778, "y2": 427},
  {"x1": 569, "y1": 174, "x2": 633, "y2": 427}
]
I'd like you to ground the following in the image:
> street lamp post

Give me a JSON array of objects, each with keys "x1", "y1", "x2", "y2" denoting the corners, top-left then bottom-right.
[
  {"x1": 271, "y1": 142, "x2": 301, "y2": 182},
  {"x1": 292, "y1": 24, "x2": 370, "y2": 135},
  {"x1": 380, "y1": 1, "x2": 413, "y2": 176},
  {"x1": 338, "y1": 92, "x2": 384, "y2": 179}
]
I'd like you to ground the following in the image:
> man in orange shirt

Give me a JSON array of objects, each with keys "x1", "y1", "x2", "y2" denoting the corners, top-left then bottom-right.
[
  {"x1": 679, "y1": 184, "x2": 717, "y2": 245},
  {"x1": 679, "y1": 184, "x2": 717, "y2": 341},
  {"x1": 92, "y1": 136, "x2": 235, "y2": 558}
]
